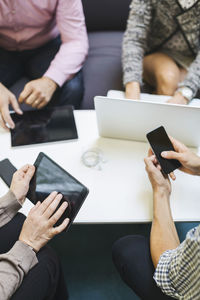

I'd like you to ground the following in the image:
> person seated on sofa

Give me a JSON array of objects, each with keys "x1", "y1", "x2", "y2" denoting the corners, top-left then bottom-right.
[
  {"x1": 123, "y1": 0, "x2": 200, "y2": 105},
  {"x1": 0, "y1": 0, "x2": 88, "y2": 130},
  {"x1": 112, "y1": 137, "x2": 200, "y2": 299},
  {"x1": 0, "y1": 164, "x2": 69, "y2": 299}
]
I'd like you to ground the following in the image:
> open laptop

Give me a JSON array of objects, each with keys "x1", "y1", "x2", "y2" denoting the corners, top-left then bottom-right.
[{"x1": 94, "y1": 92, "x2": 200, "y2": 147}]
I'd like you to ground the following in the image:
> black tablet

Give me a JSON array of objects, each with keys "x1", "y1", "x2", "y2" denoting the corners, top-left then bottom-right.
[
  {"x1": 10, "y1": 105, "x2": 78, "y2": 147},
  {"x1": 27, "y1": 152, "x2": 89, "y2": 229}
]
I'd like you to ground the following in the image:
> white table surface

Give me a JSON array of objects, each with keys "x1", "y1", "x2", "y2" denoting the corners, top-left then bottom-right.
[{"x1": 0, "y1": 110, "x2": 200, "y2": 223}]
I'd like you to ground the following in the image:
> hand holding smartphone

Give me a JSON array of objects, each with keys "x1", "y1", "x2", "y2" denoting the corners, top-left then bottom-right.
[{"x1": 146, "y1": 126, "x2": 181, "y2": 174}]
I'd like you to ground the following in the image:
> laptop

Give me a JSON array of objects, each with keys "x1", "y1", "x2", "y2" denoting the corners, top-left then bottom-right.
[{"x1": 94, "y1": 92, "x2": 200, "y2": 147}]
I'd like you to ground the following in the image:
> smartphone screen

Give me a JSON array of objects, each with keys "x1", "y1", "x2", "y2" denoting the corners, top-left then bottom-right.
[{"x1": 146, "y1": 126, "x2": 181, "y2": 174}]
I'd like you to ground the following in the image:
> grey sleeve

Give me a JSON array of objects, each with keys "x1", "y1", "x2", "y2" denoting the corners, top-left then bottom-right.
[
  {"x1": 0, "y1": 241, "x2": 38, "y2": 300},
  {"x1": 122, "y1": 0, "x2": 152, "y2": 86},
  {"x1": 180, "y1": 50, "x2": 200, "y2": 98},
  {"x1": 0, "y1": 190, "x2": 21, "y2": 228}
]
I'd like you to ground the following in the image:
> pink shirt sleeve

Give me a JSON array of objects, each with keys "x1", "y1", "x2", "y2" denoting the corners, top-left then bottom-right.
[{"x1": 44, "y1": 0, "x2": 89, "y2": 87}]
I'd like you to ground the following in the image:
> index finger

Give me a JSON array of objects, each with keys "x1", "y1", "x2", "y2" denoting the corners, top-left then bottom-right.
[
  {"x1": 1, "y1": 106, "x2": 15, "y2": 129},
  {"x1": 148, "y1": 148, "x2": 154, "y2": 157},
  {"x1": 169, "y1": 136, "x2": 187, "y2": 152},
  {"x1": 0, "y1": 113, "x2": 9, "y2": 130},
  {"x1": 144, "y1": 156, "x2": 155, "y2": 169},
  {"x1": 36, "y1": 191, "x2": 58, "y2": 215},
  {"x1": 18, "y1": 85, "x2": 32, "y2": 103}
]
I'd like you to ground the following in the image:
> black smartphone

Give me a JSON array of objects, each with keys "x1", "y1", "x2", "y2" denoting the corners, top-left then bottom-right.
[
  {"x1": 146, "y1": 126, "x2": 181, "y2": 174},
  {"x1": 0, "y1": 159, "x2": 17, "y2": 186}
]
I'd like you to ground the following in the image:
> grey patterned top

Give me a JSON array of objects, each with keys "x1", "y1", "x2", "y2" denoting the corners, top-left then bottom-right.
[{"x1": 122, "y1": 0, "x2": 200, "y2": 98}]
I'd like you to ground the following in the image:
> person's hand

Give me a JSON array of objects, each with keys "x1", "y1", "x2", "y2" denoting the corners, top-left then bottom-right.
[
  {"x1": 144, "y1": 149, "x2": 171, "y2": 197},
  {"x1": 0, "y1": 83, "x2": 23, "y2": 129},
  {"x1": 167, "y1": 92, "x2": 188, "y2": 105},
  {"x1": 19, "y1": 191, "x2": 69, "y2": 252},
  {"x1": 10, "y1": 165, "x2": 35, "y2": 205},
  {"x1": 161, "y1": 137, "x2": 200, "y2": 176},
  {"x1": 19, "y1": 77, "x2": 57, "y2": 109},
  {"x1": 125, "y1": 81, "x2": 140, "y2": 100}
]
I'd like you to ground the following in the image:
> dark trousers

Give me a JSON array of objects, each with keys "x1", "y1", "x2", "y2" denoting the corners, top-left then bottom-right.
[
  {"x1": 0, "y1": 213, "x2": 68, "y2": 300},
  {"x1": 0, "y1": 36, "x2": 84, "y2": 109},
  {"x1": 112, "y1": 235, "x2": 174, "y2": 300}
]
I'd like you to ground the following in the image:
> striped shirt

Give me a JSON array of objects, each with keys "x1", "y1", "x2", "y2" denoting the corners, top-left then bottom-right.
[{"x1": 154, "y1": 225, "x2": 200, "y2": 299}]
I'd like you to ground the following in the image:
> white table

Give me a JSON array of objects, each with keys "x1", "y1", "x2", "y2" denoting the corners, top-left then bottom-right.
[{"x1": 0, "y1": 110, "x2": 200, "y2": 223}]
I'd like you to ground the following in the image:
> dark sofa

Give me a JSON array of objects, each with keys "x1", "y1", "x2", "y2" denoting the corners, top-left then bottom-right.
[
  {"x1": 81, "y1": 0, "x2": 131, "y2": 108},
  {"x1": 10, "y1": 0, "x2": 132, "y2": 109}
]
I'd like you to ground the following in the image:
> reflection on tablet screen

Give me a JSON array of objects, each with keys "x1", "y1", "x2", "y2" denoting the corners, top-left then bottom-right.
[
  {"x1": 28, "y1": 153, "x2": 89, "y2": 229},
  {"x1": 11, "y1": 106, "x2": 78, "y2": 147}
]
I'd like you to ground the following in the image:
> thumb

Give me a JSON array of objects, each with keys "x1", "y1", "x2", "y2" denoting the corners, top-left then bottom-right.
[
  {"x1": 161, "y1": 151, "x2": 181, "y2": 160},
  {"x1": 10, "y1": 95, "x2": 23, "y2": 114},
  {"x1": 25, "y1": 165, "x2": 35, "y2": 182}
]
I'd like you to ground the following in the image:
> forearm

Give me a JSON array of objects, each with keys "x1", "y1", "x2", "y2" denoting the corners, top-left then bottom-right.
[
  {"x1": 150, "y1": 190, "x2": 180, "y2": 268},
  {"x1": 44, "y1": 0, "x2": 88, "y2": 87},
  {"x1": 0, "y1": 241, "x2": 37, "y2": 299},
  {"x1": 122, "y1": 0, "x2": 152, "y2": 86},
  {"x1": 0, "y1": 190, "x2": 21, "y2": 227},
  {"x1": 180, "y1": 50, "x2": 200, "y2": 98}
]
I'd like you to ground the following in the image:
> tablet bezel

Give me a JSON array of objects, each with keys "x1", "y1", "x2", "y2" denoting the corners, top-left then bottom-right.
[
  {"x1": 10, "y1": 105, "x2": 78, "y2": 147},
  {"x1": 28, "y1": 152, "x2": 89, "y2": 230}
]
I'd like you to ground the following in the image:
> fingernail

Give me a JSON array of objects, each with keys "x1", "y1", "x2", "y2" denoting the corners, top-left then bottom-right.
[
  {"x1": 17, "y1": 109, "x2": 23, "y2": 114},
  {"x1": 7, "y1": 123, "x2": 15, "y2": 129},
  {"x1": 161, "y1": 151, "x2": 167, "y2": 158}
]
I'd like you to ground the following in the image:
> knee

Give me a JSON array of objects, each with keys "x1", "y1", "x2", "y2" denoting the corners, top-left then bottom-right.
[
  {"x1": 156, "y1": 69, "x2": 179, "y2": 95},
  {"x1": 37, "y1": 246, "x2": 60, "y2": 275},
  {"x1": 112, "y1": 235, "x2": 146, "y2": 268}
]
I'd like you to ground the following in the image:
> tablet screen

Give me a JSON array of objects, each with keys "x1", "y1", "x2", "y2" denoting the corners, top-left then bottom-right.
[
  {"x1": 28, "y1": 153, "x2": 89, "y2": 229},
  {"x1": 11, "y1": 106, "x2": 78, "y2": 147}
]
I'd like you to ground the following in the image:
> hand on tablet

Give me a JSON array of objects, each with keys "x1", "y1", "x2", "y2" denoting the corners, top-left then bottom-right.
[
  {"x1": 10, "y1": 164, "x2": 35, "y2": 205},
  {"x1": 19, "y1": 192, "x2": 69, "y2": 252},
  {"x1": 161, "y1": 137, "x2": 200, "y2": 176},
  {"x1": 0, "y1": 83, "x2": 23, "y2": 129}
]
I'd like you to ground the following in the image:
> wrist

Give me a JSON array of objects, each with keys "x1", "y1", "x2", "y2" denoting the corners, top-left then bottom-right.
[
  {"x1": 42, "y1": 77, "x2": 57, "y2": 91},
  {"x1": 126, "y1": 81, "x2": 140, "y2": 90},
  {"x1": 175, "y1": 86, "x2": 193, "y2": 103},
  {"x1": 174, "y1": 91, "x2": 189, "y2": 104},
  {"x1": 153, "y1": 188, "x2": 171, "y2": 200},
  {"x1": 9, "y1": 188, "x2": 25, "y2": 205},
  {"x1": 19, "y1": 238, "x2": 39, "y2": 253}
]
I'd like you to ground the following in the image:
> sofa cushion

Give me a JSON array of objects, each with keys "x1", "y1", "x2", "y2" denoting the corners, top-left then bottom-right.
[
  {"x1": 82, "y1": 0, "x2": 131, "y2": 32},
  {"x1": 81, "y1": 31, "x2": 124, "y2": 109}
]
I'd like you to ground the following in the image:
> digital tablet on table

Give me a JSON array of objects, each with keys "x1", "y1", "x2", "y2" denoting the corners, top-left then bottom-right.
[{"x1": 10, "y1": 105, "x2": 78, "y2": 147}]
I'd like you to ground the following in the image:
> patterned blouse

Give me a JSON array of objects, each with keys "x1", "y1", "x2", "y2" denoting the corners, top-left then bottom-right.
[
  {"x1": 164, "y1": 0, "x2": 198, "y2": 55},
  {"x1": 122, "y1": 0, "x2": 200, "y2": 98}
]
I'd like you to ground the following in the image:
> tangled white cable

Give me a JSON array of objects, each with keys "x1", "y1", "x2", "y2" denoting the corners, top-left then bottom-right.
[{"x1": 81, "y1": 148, "x2": 106, "y2": 170}]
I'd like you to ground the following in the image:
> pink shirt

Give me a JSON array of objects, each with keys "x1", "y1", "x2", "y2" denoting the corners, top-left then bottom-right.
[{"x1": 0, "y1": 0, "x2": 89, "y2": 86}]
